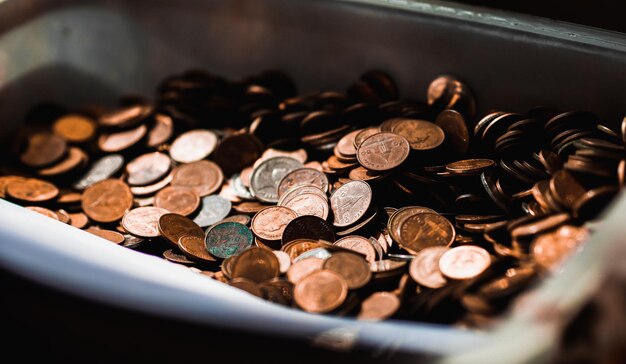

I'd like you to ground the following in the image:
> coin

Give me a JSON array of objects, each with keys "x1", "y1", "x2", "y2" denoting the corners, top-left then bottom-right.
[
  {"x1": 357, "y1": 132, "x2": 410, "y2": 172},
  {"x1": 85, "y1": 227, "x2": 125, "y2": 244},
  {"x1": 158, "y1": 213, "x2": 204, "y2": 247},
  {"x1": 25, "y1": 206, "x2": 59, "y2": 220},
  {"x1": 72, "y1": 154, "x2": 124, "y2": 190},
  {"x1": 409, "y1": 246, "x2": 449, "y2": 289},
  {"x1": 99, "y1": 104, "x2": 151, "y2": 127},
  {"x1": 282, "y1": 215, "x2": 336, "y2": 245},
  {"x1": 357, "y1": 292, "x2": 401, "y2": 321},
  {"x1": 126, "y1": 152, "x2": 171, "y2": 186},
  {"x1": 193, "y1": 195, "x2": 232, "y2": 227},
  {"x1": 281, "y1": 191, "x2": 329, "y2": 220},
  {"x1": 154, "y1": 187, "x2": 200, "y2": 216},
  {"x1": 121, "y1": 206, "x2": 169, "y2": 238},
  {"x1": 531, "y1": 225, "x2": 588, "y2": 271},
  {"x1": 20, "y1": 133, "x2": 67, "y2": 167},
  {"x1": 549, "y1": 170, "x2": 586, "y2": 210},
  {"x1": 6, "y1": 178, "x2": 59, "y2": 203},
  {"x1": 212, "y1": 133, "x2": 264, "y2": 177},
  {"x1": 294, "y1": 269, "x2": 348, "y2": 313},
  {"x1": 250, "y1": 156, "x2": 303, "y2": 203},
  {"x1": 396, "y1": 213, "x2": 455, "y2": 254},
  {"x1": 445, "y1": 159, "x2": 495, "y2": 176},
  {"x1": 329, "y1": 180, "x2": 372, "y2": 227},
  {"x1": 130, "y1": 172, "x2": 173, "y2": 196},
  {"x1": 231, "y1": 247, "x2": 280, "y2": 283},
  {"x1": 323, "y1": 252, "x2": 372, "y2": 289},
  {"x1": 391, "y1": 119, "x2": 445, "y2": 151},
  {"x1": 335, "y1": 129, "x2": 361, "y2": 158},
  {"x1": 81, "y1": 179, "x2": 133, "y2": 223},
  {"x1": 273, "y1": 250, "x2": 292, "y2": 274},
  {"x1": 438, "y1": 245, "x2": 491, "y2": 280},
  {"x1": 277, "y1": 168, "x2": 329, "y2": 198},
  {"x1": 163, "y1": 248, "x2": 197, "y2": 265},
  {"x1": 286, "y1": 257, "x2": 325, "y2": 283},
  {"x1": 68, "y1": 212, "x2": 89, "y2": 229},
  {"x1": 98, "y1": 124, "x2": 147, "y2": 152},
  {"x1": 228, "y1": 278, "x2": 264, "y2": 298},
  {"x1": 38, "y1": 147, "x2": 88, "y2": 176},
  {"x1": 251, "y1": 206, "x2": 297, "y2": 241},
  {"x1": 169, "y1": 129, "x2": 218, "y2": 163},
  {"x1": 146, "y1": 113, "x2": 174, "y2": 147},
  {"x1": 171, "y1": 160, "x2": 224, "y2": 197},
  {"x1": 53, "y1": 114, "x2": 97, "y2": 143},
  {"x1": 204, "y1": 222, "x2": 253, "y2": 259},
  {"x1": 435, "y1": 109, "x2": 469, "y2": 156},
  {"x1": 333, "y1": 235, "x2": 377, "y2": 263},
  {"x1": 178, "y1": 235, "x2": 216, "y2": 263},
  {"x1": 353, "y1": 127, "x2": 381, "y2": 150}
]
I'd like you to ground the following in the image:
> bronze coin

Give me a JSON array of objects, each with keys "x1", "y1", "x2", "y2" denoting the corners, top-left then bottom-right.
[
  {"x1": 293, "y1": 269, "x2": 348, "y2": 313},
  {"x1": 281, "y1": 191, "x2": 329, "y2": 220},
  {"x1": 25, "y1": 206, "x2": 60, "y2": 220},
  {"x1": 52, "y1": 114, "x2": 97, "y2": 143},
  {"x1": 221, "y1": 255, "x2": 237, "y2": 279},
  {"x1": 38, "y1": 147, "x2": 88, "y2": 176},
  {"x1": 286, "y1": 257, "x2": 326, "y2": 283},
  {"x1": 81, "y1": 179, "x2": 133, "y2": 223},
  {"x1": 212, "y1": 133, "x2": 264, "y2": 177},
  {"x1": 232, "y1": 201, "x2": 271, "y2": 215},
  {"x1": 531, "y1": 225, "x2": 588, "y2": 271},
  {"x1": 169, "y1": 129, "x2": 218, "y2": 163},
  {"x1": 130, "y1": 172, "x2": 173, "y2": 196},
  {"x1": 335, "y1": 129, "x2": 362, "y2": 158},
  {"x1": 231, "y1": 247, "x2": 280, "y2": 283},
  {"x1": 158, "y1": 213, "x2": 204, "y2": 247},
  {"x1": 397, "y1": 213, "x2": 456, "y2": 255},
  {"x1": 99, "y1": 104, "x2": 151, "y2": 128},
  {"x1": 281, "y1": 239, "x2": 324, "y2": 261},
  {"x1": 282, "y1": 215, "x2": 336, "y2": 246},
  {"x1": 85, "y1": 227, "x2": 125, "y2": 244},
  {"x1": 353, "y1": 127, "x2": 381, "y2": 150},
  {"x1": 357, "y1": 132, "x2": 410, "y2": 172},
  {"x1": 251, "y1": 206, "x2": 298, "y2": 241},
  {"x1": 98, "y1": 124, "x2": 147, "y2": 152},
  {"x1": 329, "y1": 180, "x2": 372, "y2": 227},
  {"x1": 126, "y1": 152, "x2": 171, "y2": 186},
  {"x1": 163, "y1": 248, "x2": 197, "y2": 265},
  {"x1": 435, "y1": 109, "x2": 469, "y2": 156},
  {"x1": 277, "y1": 168, "x2": 329, "y2": 198},
  {"x1": 56, "y1": 191, "x2": 82, "y2": 205},
  {"x1": 510, "y1": 213, "x2": 571, "y2": 239},
  {"x1": 171, "y1": 160, "x2": 224, "y2": 197},
  {"x1": 326, "y1": 155, "x2": 358, "y2": 171},
  {"x1": 228, "y1": 277, "x2": 264, "y2": 298},
  {"x1": 272, "y1": 250, "x2": 292, "y2": 274},
  {"x1": 178, "y1": 235, "x2": 216, "y2": 263},
  {"x1": 323, "y1": 252, "x2": 372, "y2": 289},
  {"x1": 6, "y1": 178, "x2": 59, "y2": 203},
  {"x1": 391, "y1": 119, "x2": 445, "y2": 151},
  {"x1": 572, "y1": 186, "x2": 618, "y2": 221},
  {"x1": 220, "y1": 214, "x2": 251, "y2": 226},
  {"x1": 204, "y1": 222, "x2": 253, "y2": 259},
  {"x1": 146, "y1": 113, "x2": 174, "y2": 148},
  {"x1": 20, "y1": 133, "x2": 67, "y2": 168},
  {"x1": 357, "y1": 292, "x2": 401, "y2": 321},
  {"x1": 259, "y1": 148, "x2": 308, "y2": 166},
  {"x1": 154, "y1": 186, "x2": 200, "y2": 216},
  {"x1": 387, "y1": 206, "x2": 437, "y2": 243},
  {"x1": 250, "y1": 156, "x2": 304, "y2": 203},
  {"x1": 549, "y1": 170, "x2": 586, "y2": 210},
  {"x1": 348, "y1": 166, "x2": 387, "y2": 182},
  {"x1": 278, "y1": 185, "x2": 327, "y2": 206},
  {"x1": 0, "y1": 176, "x2": 26, "y2": 199},
  {"x1": 409, "y1": 246, "x2": 449, "y2": 289},
  {"x1": 121, "y1": 206, "x2": 169, "y2": 238},
  {"x1": 445, "y1": 159, "x2": 495, "y2": 176},
  {"x1": 438, "y1": 245, "x2": 491, "y2": 280},
  {"x1": 55, "y1": 209, "x2": 71, "y2": 224},
  {"x1": 69, "y1": 212, "x2": 89, "y2": 229},
  {"x1": 333, "y1": 235, "x2": 377, "y2": 263}
]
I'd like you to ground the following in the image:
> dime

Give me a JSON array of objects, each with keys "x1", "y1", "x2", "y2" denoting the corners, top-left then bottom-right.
[
  {"x1": 53, "y1": 114, "x2": 97, "y2": 143},
  {"x1": 231, "y1": 247, "x2": 280, "y2": 283},
  {"x1": 409, "y1": 246, "x2": 449, "y2": 289},
  {"x1": 72, "y1": 154, "x2": 124, "y2": 190},
  {"x1": 20, "y1": 133, "x2": 67, "y2": 167},
  {"x1": 357, "y1": 292, "x2": 401, "y2": 321},
  {"x1": 286, "y1": 257, "x2": 325, "y2": 283},
  {"x1": 154, "y1": 187, "x2": 200, "y2": 216},
  {"x1": 126, "y1": 152, "x2": 171, "y2": 186},
  {"x1": 282, "y1": 215, "x2": 336, "y2": 245},
  {"x1": 193, "y1": 195, "x2": 232, "y2": 227},
  {"x1": 250, "y1": 156, "x2": 303, "y2": 203},
  {"x1": 158, "y1": 213, "x2": 204, "y2": 247},
  {"x1": 357, "y1": 132, "x2": 410, "y2": 172},
  {"x1": 121, "y1": 206, "x2": 169, "y2": 238},
  {"x1": 169, "y1": 129, "x2": 218, "y2": 163},
  {"x1": 333, "y1": 235, "x2": 377, "y2": 263},
  {"x1": 323, "y1": 252, "x2": 372, "y2": 289},
  {"x1": 98, "y1": 124, "x2": 147, "y2": 152},
  {"x1": 171, "y1": 160, "x2": 224, "y2": 197},
  {"x1": 251, "y1": 206, "x2": 297, "y2": 241},
  {"x1": 178, "y1": 235, "x2": 216, "y2": 263},
  {"x1": 81, "y1": 179, "x2": 133, "y2": 223},
  {"x1": 438, "y1": 245, "x2": 491, "y2": 280},
  {"x1": 85, "y1": 227, "x2": 125, "y2": 244},
  {"x1": 391, "y1": 119, "x2": 445, "y2": 151},
  {"x1": 294, "y1": 269, "x2": 348, "y2": 313},
  {"x1": 6, "y1": 178, "x2": 59, "y2": 203},
  {"x1": 329, "y1": 180, "x2": 372, "y2": 227},
  {"x1": 277, "y1": 168, "x2": 329, "y2": 198},
  {"x1": 396, "y1": 212, "x2": 455, "y2": 254},
  {"x1": 204, "y1": 222, "x2": 253, "y2": 259}
]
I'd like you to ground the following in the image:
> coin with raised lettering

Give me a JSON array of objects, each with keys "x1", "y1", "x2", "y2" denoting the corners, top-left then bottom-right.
[
  {"x1": 356, "y1": 132, "x2": 410, "y2": 172},
  {"x1": 277, "y1": 168, "x2": 329, "y2": 198},
  {"x1": 333, "y1": 235, "x2": 377, "y2": 263},
  {"x1": 391, "y1": 119, "x2": 445, "y2": 151},
  {"x1": 251, "y1": 206, "x2": 297, "y2": 241},
  {"x1": 329, "y1": 180, "x2": 372, "y2": 227},
  {"x1": 397, "y1": 213, "x2": 455, "y2": 255}
]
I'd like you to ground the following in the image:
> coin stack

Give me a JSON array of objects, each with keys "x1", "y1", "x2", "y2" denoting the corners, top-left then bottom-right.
[{"x1": 0, "y1": 68, "x2": 622, "y2": 328}]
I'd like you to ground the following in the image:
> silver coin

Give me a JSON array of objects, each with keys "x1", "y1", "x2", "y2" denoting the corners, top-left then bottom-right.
[
  {"x1": 293, "y1": 248, "x2": 332, "y2": 263},
  {"x1": 193, "y1": 195, "x2": 232, "y2": 227},
  {"x1": 250, "y1": 156, "x2": 303, "y2": 203},
  {"x1": 72, "y1": 154, "x2": 124, "y2": 190},
  {"x1": 229, "y1": 173, "x2": 254, "y2": 200}
]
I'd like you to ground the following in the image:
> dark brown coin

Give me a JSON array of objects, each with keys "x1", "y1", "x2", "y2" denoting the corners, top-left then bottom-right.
[
  {"x1": 250, "y1": 206, "x2": 297, "y2": 241},
  {"x1": 163, "y1": 248, "x2": 197, "y2": 265},
  {"x1": 572, "y1": 186, "x2": 618, "y2": 221},
  {"x1": 231, "y1": 247, "x2": 280, "y2": 283},
  {"x1": 323, "y1": 252, "x2": 371, "y2": 289},
  {"x1": 25, "y1": 206, "x2": 59, "y2": 220},
  {"x1": 511, "y1": 213, "x2": 571, "y2": 240},
  {"x1": 549, "y1": 170, "x2": 586, "y2": 211},
  {"x1": 81, "y1": 179, "x2": 133, "y2": 223},
  {"x1": 154, "y1": 187, "x2": 200, "y2": 216},
  {"x1": 282, "y1": 215, "x2": 336, "y2": 246},
  {"x1": 396, "y1": 212, "x2": 455, "y2": 255},
  {"x1": 277, "y1": 168, "x2": 329, "y2": 198},
  {"x1": 391, "y1": 119, "x2": 445, "y2": 151},
  {"x1": 53, "y1": 114, "x2": 97, "y2": 143},
  {"x1": 38, "y1": 147, "x2": 88, "y2": 176},
  {"x1": 212, "y1": 133, "x2": 264, "y2": 177},
  {"x1": 435, "y1": 109, "x2": 469, "y2": 156},
  {"x1": 98, "y1": 124, "x2": 147, "y2": 152},
  {"x1": 85, "y1": 227, "x2": 125, "y2": 244},
  {"x1": 171, "y1": 160, "x2": 224, "y2": 197},
  {"x1": 6, "y1": 178, "x2": 59, "y2": 203},
  {"x1": 293, "y1": 269, "x2": 348, "y2": 313},
  {"x1": 445, "y1": 159, "x2": 495, "y2": 176},
  {"x1": 158, "y1": 213, "x2": 204, "y2": 247},
  {"x1": 121, "y1": 206, "x2": 169, "y2": 238},
  {"x1": 228, "y1": 277, "x2": 264, "y2": 298},
  {"x1": 20, "y1": 133, "x2": 67, "y2": 167},
  {"x1": 204, "y1": 222, "x2": 253, "y2": 259},
  {"x1": 329, "y1": 180, "x2": 372, "y2": 227},
  {"x1": 126, "y1": 152, "x2": 171, "y2": 186},
  {"x1": 357, "y1": 132, "x2": 410, "y2": 172},
  {"x1": 438, "y1": 245, "x2": 491, "y2": 280},
  {"x1": 169, "y1": 129, "x2": 218, "y2": 163},
  {"x1": 178, "y1": 235, "x2": 216, "y2": 263}
]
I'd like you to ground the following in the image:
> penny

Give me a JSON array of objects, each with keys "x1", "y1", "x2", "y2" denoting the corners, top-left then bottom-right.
[
  {"x1": 20, "y1": 133, "x2": 67, "y2": 168},
  {"x1": 357, "y1": 292, "x2": 401, "y2": 321},
  {"x1": 146, "y1": 113, "x2": 174, "y2": 147},
  {"x1": 282, "y1": 192, "x2": 329, "y2": 220},
  {"x1": 221, "y1": 255, "x2": 237, "y2": 279},
  {"x1": 232, "y1": 201, "x2": 270, "y2": 215},
  {"x1": 98, "y1": 124, "x2": 147, "y2": 152},
  {"x1": 357, "y1": 132, "x2": 410, "y2": 172},
  {"x1": 154, "y1": 187, "x2": 200, "y2": 216},
  {"x1": 220, "y1": 214, "x2": 251, "y2": 226},
  {"x1": 72, "y1": 154, "x2": 124, "y2": 190},
  {"x1": 258, "y1": 148, "x2": 308, "y2": 167},
  {"x1": 130, "y1": 172, "x2": 173, "y2": 196},
  {"x1": 286, "y1": 257, "x2": 325, "y2": 284},
  {"x1": 329, "y1": 180, "x2": 372, "y2": 227},
  {"x1": 163, "y1": 248, "x2": 197, "y2": 265},
  {"x1": 169, "y1": 129, "x2": 218, "y2": 163},
  {"x1": 178, "y1": 235, "x2": 216, "y2": 263},
  {"x1": 25, "y1": 206, "x2": 59, "y2": 220},
  {"x1": 294, "y1": 269, "x2": 348, "y2": 313},
  {"x1": 391, "y1": 119, "x2": 445, "y2": 151},
  {"x1": 250, "y1": 156, "x2": 303, "y2": 203},
  {"x1": 572, "y1": 186, "x2": 618, "y2": 221},
  {"x1": 53, "y1": 114, "x2": 97, "y2": 143},
  {"x1": 435, "y1": 109, "x2": 469, "y2": 156},
  {"x1": 531, "y1": 225, "x2": 588, "y2": 271},
  {"x1": 438, "y1": 245, "x2": 491, "y2": 280},
  {"x1": 81, "y1": 179, "x2": 133, "y2": 223},
  {"x1": 251, "y1": 206, "x2": 297, "y2": 241},
  {"x1": 121, "y1": 206, "x2": 169, "y2": 238},
  {"x1": 353, "y1": 127, "x2": 381, "y2": 150},
  {"x1": 126, "y1": 152, "x2": 171, "y2": 186},
  {"x1": 6, "y1": 178, "x2": 59, "y2": 203},
  {"x1": 348, "y1": 166, "x2": 387, "y2": 181},
  {"x1": 231, "y1": 247, "x2": 280, "y2": 283},
  {"x1": 204, "y1": 222, "x2": 253, "y2": 259},
  {"x1": 281, "y1": 239, "x2": 325, "y2": 261},
  {"x1": 277, "y1": 168, "x2": 329, "y2": 198},
  {"x1": 55, "y1": 209, "x2": 71, "y2": 224},
  {"x1": 333, "y1": 235, "x2": 377, "y2": 263},
  {"x1": 549, "y1": 170, "x2": 586, "y2": 210},
  {"x1": 396, "y1": 213, "x2": 455, "y2": 254},
  {"x1": 171, "y1": 160, "x2": 224, "y2": 197},
  {"x1": 158, "y1": 213, "x2": 204, "y2": 247},
  {"x1": 68, "y1": 212, "x2": 89, "y2": 229},
  {"x1": 38, "y1": 147, "x2": 87, "y2": 176},
  {"x1": 282, "y1": 215, "x2": 336, "y2": 246},
  {"x1": 323, "y1": 252, "x2": 372, "y2": 289},
  {"x1": 193, "y1": 195, "x2": 232, "y2": 227},
  {"x1": 228, "y1": 278, "x2": 264, "y2": 298},
  {"x1": 335, "y1": 129, "x2": 362, "y2": 158},
  {"x1": 99, "y1": 104, "x2": 151, "y2": 127},
  {"x1": 56, "y1": 191, "x2": 82, "y2": 205},
  {"x1": 445, "y1": 159, "x2": 495, "y2": 176},
  {"x1": 409, "y1": 246, "x2": 449, "y2": 289},
  {"x1": 278, "y1": 184, "x2": 327, "y2": 206},
  {"x1": 85, "y1": 227, "x2": 125, "y2": 244},
  {"x1": 212, "y1": 133, "x2": 264, "y2": 177},
  {"x1": 0, "y1": 176, "x2": 26, "y2": 198},
  {"x1": 273, "y1": 250, "x2": 292, "y2": 274}
]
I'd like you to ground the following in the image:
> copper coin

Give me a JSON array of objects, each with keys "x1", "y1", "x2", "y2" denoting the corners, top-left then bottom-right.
[
  {"x1": 281, "y1": 239, "x2": 325, "y2": 261},
  {"x1": 121, "y1": 206, "x2": 169, "y2": 237},
  {"x1": 130, "y1": 172, "x2": 173, "y2": 196},
  {"x1": 277, "y1": 168, "x2": 329, "y2": 198},
  {"x1": 250, "y1": 156, "x2": 303, "y2": 203},
  {"x1": 549, "y1": 170, "x2": 586, "y2": 210},
  {"x1": 445, "y1": 159, "x2": 495, "y2": 176},
  {"x1": 388, "y1": 206, "x2": 438, "y2": 243},
  {"x1": 357, "y1": 292, "x2": 401, "y2": 321},
  {"x1": 323, "y1": 252, "x2": 372, "y2": 289},
  {"x1": 154, "y1": 187, "x2": 200, "y2": 216},
  {"x1": 0, "y1": 176, "x2": 26, "y2": 199},
  {"x1": 353, "y1": 127, "x2": 381, "y2": 150},
  {"x1": 56, "y1": 191, "x2": 82, "y2": 205},
  {"x1": 294, "y1": 269, "x2": 348, "y2": 313},
  {"x1": 52, "y1": 114, "x2": 97, "y2": 143},
  {"x1": 228, "y1": 277, "x2": 264, "y2": 298},
  {"x1": 193, "y1": 195, "x2": 232, "y2": 227},
  {"x1": 169, "y1": 129, "x2": 218, "y2": 163},
  {"x1": 231, "y1": 247, "x2": 280, "y2": 283},
  {"x1": 98, "y1": 124, "x2": 147, "y2": 152},
  {"x1": 282, "y1": 191, "x2": 329, "y2": 220},
  {"x1": 146, "y1": 113, "x2": 174, "y2": 147},
  {"x1": 329, "y1": 180, "x2": 372, "y2": 227},
  {"x1": 212, "y1": 133, "x2": 264, "y2": 177},
  {"x1": 126, "y1": 152, "x2": 171, "y2": 186},
  {"x1": 278, "y1": 185, "x2": 327, "y2": 206},
  {"x1": 282, "y1": 215, "x2": 336, "y2": 245},
  {"x1": 204, "y1": 222, "x2": 253, "y2": 259},
  {"x1": 178, "y1": 235, "x2": 216, "y2": 263},
  {"x1": 56, "y1": 209, "x2": 71, "y2": 224},
  {"x1": 335, "y1": 129, "x2": 362, "y2": 158},
  {"x1": 251, "y1": 206, "x2": 298, "y2": 241},
  {"x1": 397, "y1": 213, "x2": 455, "y2": 255},
  {"x1": 221, "y1": 255, "x2": 237, "y2": 279},
  {"x1": 171, "y1": 160, "x2": 224, "y2": 197},
  {"x1": 99, "y1": 104, "x2": 151, "y2": 127},
  {"x1": 158, "y1": 213, "x2": 204, "y2": 247},
  {"x1": 69, "y1": 212, "x2": 89, "y2": 229},
  {"x1": 572, "y1": 186, "x2": 618, "y2": 221},
  {"x1": 286, "y1": 257, "x2": 325, "y2": 283},
  {"x1": 259, "y1": 148, "x2": 308, "y2": 166},
  {"x1": 273, "y1": 250, "x2": 292, "y2": 274},
  {"x1": 391, "y1": 119, "x2": 445, "y2": 151},
  {"x1": 435, "y1": 109, "x2": 469, "y2": 156},
  {"x1": 438, "y1": 245, "x2": 491, "y2": 280},
  {"x1": 163, "y1": 248, "x2": 197, "y2": 265},
  {"x1": 25, "y1": 206, "x2": 59, "y2": 220},
  {"x1": 72, "y1": 154, "x2": 124, "y2": 190},
  {"x1": 531, "y1": 225, "x2": 588, "y2": 271},
  {"x1": 232, "y1": 201, "x2": 270, "y2": 215},
  {"x1": 511, "y1": 213, "x2": 571, "y2": 239},
  {"x1": 333, "y1": 235, "x2": 377, "y2": 263},
  {"x1": 81, "y1": 179, "x2": 133, "y2": 223},
  {"x1": 6, "y1": 178, "x2": 59, "y2": 203},
  {"x1": 38, "y1": 147, "x2": 87, "y2": 176},
  {"x1": 20, "y1": 133, "x2": 67, "y2": 167},
  {"x1": 409, "y1": 246, "x2": 449, "y2": 289},
  {"x1": 220, "y1": 214, "x2": 251, "y2": 226},
  {"x1": 85, "y1": 227, "x2": 125, "y2": 244},
  {"x1": 348, "y1": 166, "x2": 387, "y2": 182},
  {"x1": 356, "y1": 132, "x2": 410, "y2": 172}
]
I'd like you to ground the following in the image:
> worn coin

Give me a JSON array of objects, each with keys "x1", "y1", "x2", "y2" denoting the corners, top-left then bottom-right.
[
  {"x1": 438, "y1": 245, "x2": 491, "y2": 280},
  {"x1": 178, "y1": 235, "x2": 216, "y2": 263},
  {"x1": 126, "y1": 152, "x2": 171, "y2": 186},
  {"x1": 204, "y1": 222, "x2": 253, "y2": 259},
  {"x1": 409, "y1": 246, "x2": 449, "y2": 289},
  {"x1": 231, "y1": 247, "x2": 280, "y2": 283},
  {"x1": 81, "y1": 179, "x2": 133, "y2": 223},
  {"x1": 391, "y1": 119, "x2": 445, "y2": 151},
  {"x1": 72, "y1": 154, "x2": 124, "y2": 190},
  {"x1": 169, "y1": 129, "x2": 218, "y2": 163},
  {"x1": 357, "y1": 132, "x2": 410, "y2": 172},
  {"x1": 329, "y1": 180, "x2": 372, "y2": 227},
  {"x1": 121, "y1": 206, "x2": 169, "y2": 238},
  {"x1": 251, "y1": 206, "x2": 298, "y2": 241},
  {"x1": 193, "y1": 195, "x2": 232, "y2": 227},
  {"x1": 323, "y1": 252, "x2": 372, "y2": 289},
  {"x1": 171, "y1": 160, "x2": 224, "y2": 197},
  {"x1": 154, "y1": 187, "x2": 200, "y2": 216},
  {"x1": 158, "y1": 213, "x2": 204, "y2": 247},
  {"x1": 250, "y1": 156, "x2": 303, "y2": 203},
  {"x1": 212, "y1": 133, "x2": 264, "y2": 177},
  {"x1": 294, "y1": 269, "x2": 348, "y2": 313},
  {"x1": 397, "y1": 212, "x2": 455, "y2": 254}
]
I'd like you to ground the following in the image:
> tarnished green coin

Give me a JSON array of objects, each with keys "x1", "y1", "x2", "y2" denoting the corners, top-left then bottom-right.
[{"x1": 204, "y1": 222, "x2": 253, "y2": 259}]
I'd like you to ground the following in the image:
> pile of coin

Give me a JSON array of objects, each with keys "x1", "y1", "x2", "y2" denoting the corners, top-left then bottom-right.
[{"x1": 1, "y1": 68, "x2": 623, "y2": 328}]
